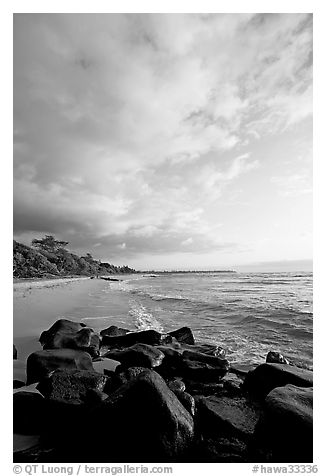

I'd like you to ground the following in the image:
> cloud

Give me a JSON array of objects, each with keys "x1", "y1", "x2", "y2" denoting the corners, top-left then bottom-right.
[{"x1": 13, "y1": 14, "x2": 312, "y2": 260}]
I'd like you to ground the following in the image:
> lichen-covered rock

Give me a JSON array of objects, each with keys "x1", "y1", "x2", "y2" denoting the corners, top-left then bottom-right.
[
  {"x1": 243, "y1": 363, "x2": 313, "y2": 397},
  {"x1": 26, "y1": 349, "x2": 94, "y2": 384},
  {"x1": 37, "y1": 369, "x2": 107, "y2": 404},
  {"x1": 105, "y1": 344, "x2": 165, "y2": 368}
]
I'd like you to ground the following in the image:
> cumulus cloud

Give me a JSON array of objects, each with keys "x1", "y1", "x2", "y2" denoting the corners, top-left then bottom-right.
[{"x1": 13, "y1": 13, "x2": 312, "y2": 261}]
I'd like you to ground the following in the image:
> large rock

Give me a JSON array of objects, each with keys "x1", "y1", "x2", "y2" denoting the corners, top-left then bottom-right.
[
  {"x1": 169, "y1": 327, "x2": 195, "y2": 345},
  {"x1": 243, "y1": 363, "x2": 313, "y2": 397},
  {"x1": 89, "y1": 369, "x2": 194, "y2": 462},
  {"x1": 183, "y1": 349, "x2": 229, "y2": 368},
  {"x1": 100, "y1": 325, "x2": 130, "y2": 337},
  {"x1": 40, "y1": 319, "x2": 100, "y2": 358},
  {"x1": 26, "y1": 349, "x2": 94, "y2": 384},
  {"x1": 196, "y1": 395, "x2": 262, "y2": 440},
  {"x1": 93, "y1": 358, "x2": 120, "y2": 374},
  {"x1": 101, "y1": 329, "x2": 172, "y2": 348},
  {"x1": 252, "y1": 385, "x2": 313, "y2": 462},
  {"x1": 106, "y1": 344, "x2": 165, "y2": 368},
  {"x1": 13, "y1": 391, "x2": 46, "y2": 434},
  {"x1": 266, "y1": 351, "x2": 289, "y2": 365},
  {"x1": 181, "y1": 358, "x2": 229, "y2": 382},
  {"x1": 37, "y1": 369, "x2": 108, "y2": 404}
]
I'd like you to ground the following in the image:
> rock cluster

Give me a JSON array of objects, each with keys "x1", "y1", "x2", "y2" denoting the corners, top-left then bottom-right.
[{"x1": 13, "y1": 319, "x2": 313, "y2": 463}]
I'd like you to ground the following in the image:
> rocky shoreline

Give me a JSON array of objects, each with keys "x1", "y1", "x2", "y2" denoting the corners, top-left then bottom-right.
[{"x1": 13, "y1": 319, "x2": 313, "y2": 463}]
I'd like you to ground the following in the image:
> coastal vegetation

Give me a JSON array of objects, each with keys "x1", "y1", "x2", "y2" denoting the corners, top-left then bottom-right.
[{"x1": 13, "y1": 236, "x2": 135, "y2": 278}]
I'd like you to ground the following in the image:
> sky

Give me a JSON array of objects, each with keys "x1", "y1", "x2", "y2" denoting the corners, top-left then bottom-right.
[{"x1": 13, "y1": 13, "x2": 313, "y2": 271}]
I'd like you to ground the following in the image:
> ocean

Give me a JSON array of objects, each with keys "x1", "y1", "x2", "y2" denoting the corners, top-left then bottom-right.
[{"x1": 58, "y1": 271, "x2": 313, "y2": 370}]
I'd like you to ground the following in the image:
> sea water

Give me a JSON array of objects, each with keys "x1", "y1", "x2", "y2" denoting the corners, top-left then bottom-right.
[{"x1": 63, "y1": 272, "x2": 312, "y2": 370}]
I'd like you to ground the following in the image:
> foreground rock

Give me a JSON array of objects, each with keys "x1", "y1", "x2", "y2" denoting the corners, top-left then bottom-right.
[
  {"x1": 243, "y1": 363, "x2": 313, "y2": 397},
  {"x1": 37, "y1": 369, "x2": 108, "y2": 404},
  {"x1": 40, "y1": 319, "x2": 100, "y2": 358},
  {"x1": 106, "y1": 344, "x2": 165, "y2": 368},
  {"x1": 101, "y1": 329, "x2": 172, "y2": 348},
  {"x1": 89, "y1": 369, "x2": 194, "y2": 462},
  {"x1": 252, "y1": 385, "x2": 313, "y2": 462},
  {"x1": 100, "y1": 325, "x2": 130, "y2": 337},
  {"x1": 196, "y1": 395, "x2": 262, "y2": 440},
  {"x1": 26, "y1": 349, "x2": 94, "y2": 384}
]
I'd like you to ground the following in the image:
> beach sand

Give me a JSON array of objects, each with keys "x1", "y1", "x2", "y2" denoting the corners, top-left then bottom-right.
[{"x1": 13, "y1": 277, "x2": 106, "y2": 361}]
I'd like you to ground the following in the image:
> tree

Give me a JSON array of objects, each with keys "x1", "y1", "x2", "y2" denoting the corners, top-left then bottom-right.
[{"x1": 31, "y1": 235, "x2": 69, "y2": 253}]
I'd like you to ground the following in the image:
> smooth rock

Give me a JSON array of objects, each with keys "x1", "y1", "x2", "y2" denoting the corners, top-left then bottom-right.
[
  {"x1": 243, "y1": 363, "x2": 313, "y2": 397},
  {"x1": 196, "y1": 395, "x2": 262, "y2": 440},
  {"x1": 266, "y1": 351, "x2": 289, "y2": 365},
  {"x1": 40, "y1": 319, "x2": 100, "y2": 358},
  {"x1": 181, "y1": 359, "x2": 229, "y2": 382},
  {"x1": 26, "y1": 349, "x2": 94, "y2": 384},
  {"x1": 89, "y1": 369, "x2": 194, "y2": 462},
  {"x1": 37, "y1": 369, "x2": 107, "y2": 404},
  {"x1": 101, "y1": 329, "x2": 172, "y2": 348},
  {"x1": 254, "y1": 384, "x2": 313, "y2": 462},
  {"x1": 105, "y1": 343, "x2": 165, "y2": 368},
  {"x1": 100, "y1": 325, "x2": 131, "y2": 337},
  {"x1": 169, "y1": 327, "x2": 195, "y2": 345}
]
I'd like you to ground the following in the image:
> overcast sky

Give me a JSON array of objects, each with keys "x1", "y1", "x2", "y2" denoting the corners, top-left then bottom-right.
[{"x1": 13, "y1": 13, "x2": 312, "y2": 270}]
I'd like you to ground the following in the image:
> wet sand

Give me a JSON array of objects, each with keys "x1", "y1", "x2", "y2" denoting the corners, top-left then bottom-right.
[{"x1": 13, "y1": 277, "x2": 106, "y2": 361}]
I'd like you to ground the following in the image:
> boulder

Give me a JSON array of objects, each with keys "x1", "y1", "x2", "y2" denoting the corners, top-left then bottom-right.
[
  {"x1": 89, "y1": 369, "x2": 194, "y2": 462},
  {"x1": 93, "y1": 358, "x2": 120, "y2": 373},
  {"x1": 184, "y1": 380, "x2": 225, "y2": 396},
  {"x1": 253, "y1": 385, "x2": 313, "y2": 462},
  {"x1": 266, "y1": 351, "x2": 289, "y2": 365},
  {"x1": 182, "y1": 343, "x2": 227, "y2": 356},
  {"x1": 100, "y1": 325, "x2": 131, "y2": 337},
  {"x1": 182, "y1": 349, "x2": 230, "y2": 369},
  {"x1": 13, "y1": 344, "x2": 18, "y2": 360},
  {"x1": 101, "y1": 329, "x2": 172, "y2": 348},
  {"x1": 37, "y1": 369, "x2": 107, "y2": 404},
  {"x1": 169, "y1": 327, "x2": 195, "y2": 345},
  {"x1": 196, "y1": 395, "x2": 262, "y2": 440},
  {"x1": 26, "y1": 349, "x2": 94, "y2": 384},
  {"x1": 243, "y1": 363, "x2": 313, "y2": 397},
  {"x1": 39, "y1": 319, "x2": 100, "y2": 358},
  {"x1": 181, "y1": 358, "x2": 229, "y2": 382},
  {"x1": 105, "y1": 344, "x2": 165, "y2": 369},
  {"x1": 193, "y1": 435, "x2": 248, "y2": 462},
  {"x1": 13, "y1": 391, "x2": 45, "y2": 434},
  {"x1": 85, "y1": 388, "x2": 109, "y2": 405},
  {"x1": 223, "y1": 373, "x2": 244, "y2": 395}
]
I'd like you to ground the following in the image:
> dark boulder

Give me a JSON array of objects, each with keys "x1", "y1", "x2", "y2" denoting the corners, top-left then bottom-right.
[
  {"x1": 183, "y1": 349, "x2": 230, "y2": 368},
  {"x1": 37, "y1": 369, "x2": 108, "y2": 404},
  {"x1": 167, "y1": 378, "x2": 186, "y2": 393},
  {"x1": 192, "y1": 435, "x2": 248, "y2": 462},
  {"x1": 243, "y1": 363, "x2": 313, "y2": 397},
  {"x1": 105, "y1": 343, "x2": 165, "y2": 368},
  {"x1": 26, "y1": 349, "x2": 94, "y2": 384},
  {"x1": 181, "y1": 358, "x2": 229, "y2": 382},
  {"x1": 39, "y1": 319, "x2": 100, "y2": 358},
  {"x1": 89, "y1": 369, "x2": 194, "y2": 462},
  {"x1": 266, "y1": 351, "x2": 289, "y2": 365},
  {"x1": 100, "y1": 325, "x2": 131, "y2": 337},
  {"x1": 85, "y1": 388, "x2": 109, "y2": 405},
  {"x1": 223, "y1": 373, "x2": 244, "y2": 395},
  {"x1": 101, "y1": 329, "x2": 172, "y2": 348},
  {"x1": 14, "y1": 380, "x2": 26, "y2": 389},
  {"x1": 13, "y1": 390, "x2": 46, "y2": 434},
  {"x1": 169, "y1": 327, "x2": 195, "y2": 345},
  {"x1": 252, "y1": 385, "x2": 313, "y2": 462},
  {"x1": 13, "y1": 344, "x2": 18, "y2": 360},
  {"x1": 196, "y1": 395, "x2": 262, "y2": 441},
  {"x1": 184, "y1": 380, "x2": 225, "y2": 396},
  {"x1": 182, "y1": 342, "x2": 226, "y2": 356}
]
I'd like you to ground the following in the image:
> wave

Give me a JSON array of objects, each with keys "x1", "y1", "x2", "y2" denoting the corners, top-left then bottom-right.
[{"x1": 128, "y1": 300, "x2": 164, "y2": 333}]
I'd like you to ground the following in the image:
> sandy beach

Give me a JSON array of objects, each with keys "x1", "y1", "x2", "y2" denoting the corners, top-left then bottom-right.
[{"x1": 13, "y1": 277, "x2": 106, "y2": 361}]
